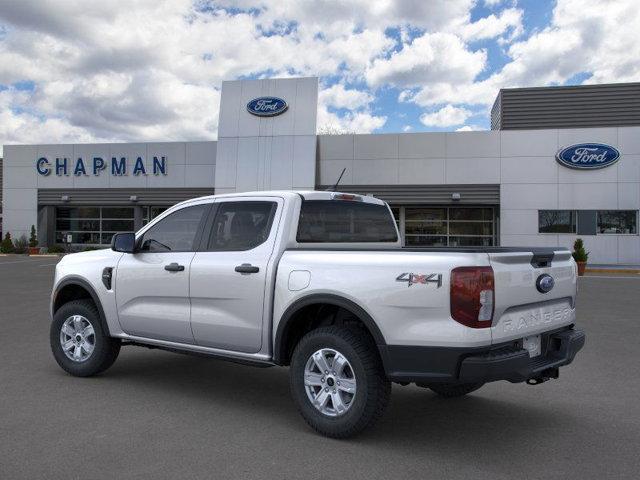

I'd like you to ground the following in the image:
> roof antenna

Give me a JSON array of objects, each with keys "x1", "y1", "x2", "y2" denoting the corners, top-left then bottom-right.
[{"x1": 325, "y1": 167, "x2": 346, "y2": 192}]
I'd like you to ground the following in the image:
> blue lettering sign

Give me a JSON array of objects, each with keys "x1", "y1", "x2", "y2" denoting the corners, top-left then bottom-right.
[
  {"x1": 36, "y1": 155, "x2": 169, "y2": 177},
  {"x1": 36, "y1": 157, "x2": 51, "y2": 176},
  {"x1": 556, "y1": 143, "x2": 620, "y2": 170},
  {"x1": 247, "y1": 97, "x2": 288, "y2": 117},
  {"x1": 93, "y1": 157, "x2": 106, "y2": 175},
  {"x1": 133, "y1": 157, "x2": 146, "y2": 175},
  {"x1": 56, "y1": 157, "x2": 68, "y2": 176},
  {"x1": 74, "y1": 157, "x2": 87, "y2": 176},
  {"x1": 111, "y1": 157, "x2": 126, "y2": 175},
  {"x1": 153, "y1": 156, "x2": 167, "y2": 175}
]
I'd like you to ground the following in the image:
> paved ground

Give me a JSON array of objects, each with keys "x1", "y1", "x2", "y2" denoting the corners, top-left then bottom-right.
[{"x1": 1, "y1": 255, "x2": 639, "y2": 479}]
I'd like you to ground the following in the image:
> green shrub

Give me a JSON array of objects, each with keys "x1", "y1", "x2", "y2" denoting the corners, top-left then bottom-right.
[
  {"x1": 29, "y1": 225, "x2": 38, "y2": 248},
  {"x1": 13, "y1": 235, "x2": 28, "y2": 254},
  {"x1": 1, "y1": 233, "x2": 15, "y2": 253},
  {"x1": 47, "y1": 245, "x2": 66, "y2": 254},
  {"x1": 572, "y1": 238, "x2": 589, "y2": 262}
]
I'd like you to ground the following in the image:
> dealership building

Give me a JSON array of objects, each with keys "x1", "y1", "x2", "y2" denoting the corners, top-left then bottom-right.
[{"x1": 1, "y1": 78, "x2": 640, "y2": 264}]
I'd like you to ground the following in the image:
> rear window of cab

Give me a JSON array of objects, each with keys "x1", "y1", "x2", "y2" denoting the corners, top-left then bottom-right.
[{"x1": 296, "y1": 200, "x2": 398, "y2": 243}]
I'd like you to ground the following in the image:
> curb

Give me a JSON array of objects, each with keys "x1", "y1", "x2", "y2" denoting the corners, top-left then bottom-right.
[{"x1": 585, "y1": 268, "x2": 640, "y2": 275}]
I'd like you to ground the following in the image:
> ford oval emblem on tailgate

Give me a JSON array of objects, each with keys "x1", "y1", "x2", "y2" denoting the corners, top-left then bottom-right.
[{"x1": 536, "y1": 274, "x2": 555, "y2": 294}]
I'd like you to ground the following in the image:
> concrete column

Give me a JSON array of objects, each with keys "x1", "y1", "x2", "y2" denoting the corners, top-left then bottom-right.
[{"x1": 37, "y1": 206, "x2": 56, "y2": 247}]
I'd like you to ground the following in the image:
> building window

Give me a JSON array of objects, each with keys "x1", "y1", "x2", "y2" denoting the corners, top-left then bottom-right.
[
  {"x1": 143, "y1": 206, "x2": 168, "y2": 225},
  {"x1": 403, "y1": 207, "x2": 494, "y2": 247},
  {"x1": 538, "y1": 210, "x2": 577, "y2": 233},
  {"x1": 56, "y1": 206, "x2": 135, "y2": 245},
  {"x1": 597, "y1": 210, "x2": 637, "y2": 234}
]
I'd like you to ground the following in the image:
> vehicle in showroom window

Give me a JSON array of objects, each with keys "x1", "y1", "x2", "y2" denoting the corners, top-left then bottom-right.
[{"x1": 49, "y1": 190, "x2": 585, "y2": 438}]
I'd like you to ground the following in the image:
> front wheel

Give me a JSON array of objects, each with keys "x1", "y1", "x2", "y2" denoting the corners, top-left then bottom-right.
[
  {"x1": 289, "y1": 326, "x2": 391, "y2": 438},
  {"x1": 50, "y1": 299, "x2": 121, "y2": 377}
]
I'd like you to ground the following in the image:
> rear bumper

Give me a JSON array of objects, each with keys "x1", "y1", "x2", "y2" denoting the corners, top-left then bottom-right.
[{"x1": 380, "y1": 326, "x2": 585, "y2": 384}]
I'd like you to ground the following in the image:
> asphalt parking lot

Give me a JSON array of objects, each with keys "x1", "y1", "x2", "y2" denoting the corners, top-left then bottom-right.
[{"x1": 1, "y1": 255, "x2": 639, "y2": 479}]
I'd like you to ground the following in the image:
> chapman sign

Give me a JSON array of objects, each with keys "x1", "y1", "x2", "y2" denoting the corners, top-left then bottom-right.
[
  {"x1": 36, "y1": 156, "x2": 168, "y2": 177},
  {"x1": 556, "y1": 143, "x2": 620, "y2": 170},
  {"x1": 246, "y1": 97, "x2": 288, "y2": 117}
]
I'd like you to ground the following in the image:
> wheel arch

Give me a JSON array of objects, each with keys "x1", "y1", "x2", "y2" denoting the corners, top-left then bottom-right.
[
  {"x1": 273, "y1": 293, "x2": 387, "y2": 366},
  {"x1": 52, "y1": 276, "x2": 110, "y2": 336}
]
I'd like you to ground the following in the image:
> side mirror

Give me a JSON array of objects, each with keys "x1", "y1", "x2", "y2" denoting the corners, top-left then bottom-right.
[{"x1": 111, "y1": 232, "x2": 136, "y2": 253}]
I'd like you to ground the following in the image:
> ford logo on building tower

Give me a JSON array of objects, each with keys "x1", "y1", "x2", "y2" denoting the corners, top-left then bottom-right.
[
  {"x1": 556, "y1": 143, "x2": 620, "y2": 170},
  {"x1": 247, "y1": 96, "x2": 288, "y2": 117}
]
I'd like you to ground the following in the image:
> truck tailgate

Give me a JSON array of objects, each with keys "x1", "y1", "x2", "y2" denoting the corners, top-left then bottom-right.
[{"x1": 489, "y1": 249, "x2": 577, "y2": 344}]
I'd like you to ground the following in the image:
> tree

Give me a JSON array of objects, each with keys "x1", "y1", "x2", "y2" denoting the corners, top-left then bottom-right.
[
  {"x1": 1, "y1": 232, "x2": 15, "y2": 253},
  {"x1": 572, "y1": 238, "x2": 589, "y2": 262},
  {"x1": 29, "y1": 225, "x2": 38, "y2": 248}
]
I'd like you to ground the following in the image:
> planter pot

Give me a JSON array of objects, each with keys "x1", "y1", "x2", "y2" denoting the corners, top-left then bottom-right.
[
  {"x1": 576, "y1": 261, "x2": 587, "y2": 276},
  {"x1": 28, "y1": 246, "x2": 40, "y2": 255}
]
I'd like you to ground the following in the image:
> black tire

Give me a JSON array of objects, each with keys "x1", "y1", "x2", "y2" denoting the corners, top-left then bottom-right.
[
  {"x1": 290, "y1": 326, "x2": 391, "y2": 438},
  {"x1": 50, "y1": 299, "x2": 121, "y2": 377},
  {"x1": 426, "y1": 382, "x2": 484, "y2": 398}
]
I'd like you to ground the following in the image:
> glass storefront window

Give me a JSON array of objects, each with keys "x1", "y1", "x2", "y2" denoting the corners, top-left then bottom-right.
[
  {"x1": 401, "y1": 206, "x2": 495, "y2": 247},
  {"x1": 143, "y1": 206, "x2": 168, "y2": 225},
  {"x1": 55, "y1": 206, "x2": 135, "y2": 246},
  {"x1": 597, "y1": 210, "x2": 637, "y2": 234},
  {"x1": 538, "y1": 210, "x2": 577, "y2": 233}
]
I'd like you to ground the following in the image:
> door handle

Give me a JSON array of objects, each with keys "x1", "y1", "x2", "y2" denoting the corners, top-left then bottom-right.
[
  {"x1": 235, "y1": 263, "x2": 260, "y2": 274},
  {"x1": 164, "y1": 262, "x2": 185, "y2": 272}
]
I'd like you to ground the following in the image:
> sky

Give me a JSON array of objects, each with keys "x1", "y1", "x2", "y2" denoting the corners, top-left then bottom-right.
[{"x1": 0, "y1": 0, "x2": 638, "y2": 154}]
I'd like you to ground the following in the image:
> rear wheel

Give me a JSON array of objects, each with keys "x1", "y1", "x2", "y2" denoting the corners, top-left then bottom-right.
[
  {"x1": 426, "y1": 382, "x2": 484, "y2": 398},
  {"x1": 50, "y1": 299, "x2": 121, "y2": 377},
  {"x1": 290, "y1": 326, "x2": 391, "y2": 438}
]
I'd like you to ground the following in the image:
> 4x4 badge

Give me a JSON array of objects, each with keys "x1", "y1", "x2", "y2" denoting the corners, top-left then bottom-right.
[{"x1": 396, "y1": 273, "x2": 442, "y2": 288}]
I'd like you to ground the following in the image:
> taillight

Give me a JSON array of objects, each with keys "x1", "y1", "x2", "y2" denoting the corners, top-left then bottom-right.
[{"x1": 450, "y1": 266, "x2": 495, "y2": 328}]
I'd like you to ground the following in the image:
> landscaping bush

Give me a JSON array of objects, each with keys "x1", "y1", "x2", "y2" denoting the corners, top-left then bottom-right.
[
  {"x1": 572, "y1": 238, "x2": 589, "y2": 262},
  {"x1": 13, "y1": 235, "x2": 28, "y2": 254},
  {"x1": 47, "y1": 245, "x2": 66, "y2": 254},
  {"x1": 29, "y1": 225, "x2": 38, "y2": 248},
  {"x1": 1, "y1": 233, "x2": 15, "y2": 253}
]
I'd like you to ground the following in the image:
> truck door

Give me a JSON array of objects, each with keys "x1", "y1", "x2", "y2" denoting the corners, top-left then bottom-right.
[
  {"x1": 115, "y1": 203, "x2": 210, "y2": 344},
  {"x1": 189, "y1": 197, "x2": 282, "y2": 353}
]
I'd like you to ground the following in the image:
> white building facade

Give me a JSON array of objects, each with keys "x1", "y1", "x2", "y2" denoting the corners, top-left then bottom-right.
[{"x1": 2, "y1": 77, "x2": 639, "y2": 264}]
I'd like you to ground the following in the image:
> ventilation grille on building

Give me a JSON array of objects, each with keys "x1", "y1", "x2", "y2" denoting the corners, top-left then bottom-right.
[
  {"x1": 37, "y1": 188, "x2": 215, "y2": 206},
  {"x1": 316, "y1": 184, "x2": 500, "y2": 205}
]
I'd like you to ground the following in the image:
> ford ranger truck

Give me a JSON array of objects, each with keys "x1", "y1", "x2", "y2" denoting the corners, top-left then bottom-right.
[{"x1": 49, "y1": 191, "x2": 585, "y2": 438}]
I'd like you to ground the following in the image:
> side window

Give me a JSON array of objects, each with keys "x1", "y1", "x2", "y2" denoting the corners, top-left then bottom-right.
[
  {"x1": 207, "y1": 201, "x2": 277, "y2": 251},
  {"x1": 139, "y1": 204, "x2": 207, "y2": 252}
]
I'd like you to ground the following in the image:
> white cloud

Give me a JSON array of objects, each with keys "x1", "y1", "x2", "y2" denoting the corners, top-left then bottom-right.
[
  {"x1": 317, "y1": 106, "x2": 386, "y2": 134},
  {"x1": 319, "y1": 84, "x2": 373, "y2": 110},
  {"x1": 404, "y1": 0, "x2": 640, "y2": 110},
  {"x1": 420, "y1": 105, "x2": 472, "y2": 127},
  {"x1": 458, "y1": 7, "x2": 523, "y2": 42},
  {"x1": 456, "y1": 124, "x2": 484, "y2": 131},
  {"x1": 366, "y1": 32, "x2": 486, "y2": 88},
  {"x1": 0, "y1": 0, "x2": 638, "y2": 148},
  {"x1": 402, "y1": 125, "x2": 413, "y2": 132}
]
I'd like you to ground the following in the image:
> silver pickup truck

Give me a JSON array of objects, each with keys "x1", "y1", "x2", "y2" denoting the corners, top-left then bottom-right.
[{"x1": 50, "y1": 190, "x2": 585, "y2": 438}]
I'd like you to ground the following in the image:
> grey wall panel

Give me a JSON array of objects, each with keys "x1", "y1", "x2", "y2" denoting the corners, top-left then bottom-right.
[
  {"x1": 38, "y1": 188, "x2": 214, "y2": 206},
  {"x1": 316, "y1": 184, "x2": 500, "y2": 205},
  {"x1": 492, "y1": 83, "x2": 640, "y2": 130}
]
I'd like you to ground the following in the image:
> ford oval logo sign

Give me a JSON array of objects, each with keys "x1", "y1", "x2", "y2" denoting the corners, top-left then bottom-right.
[
  {"x1": 556, "y1": 143, "x2": 620, "y2": 170},
  {"x1": 536, "y1": 274, "x2": 555, "y2": 294},
  {"x1": 247, "y1": 97, "x2": 288, "y2": 117}
]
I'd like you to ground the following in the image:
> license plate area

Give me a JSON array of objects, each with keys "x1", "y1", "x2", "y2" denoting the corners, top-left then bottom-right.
[{"x1": 523, "y1": 335, "x2": 542, "y2": 357}]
